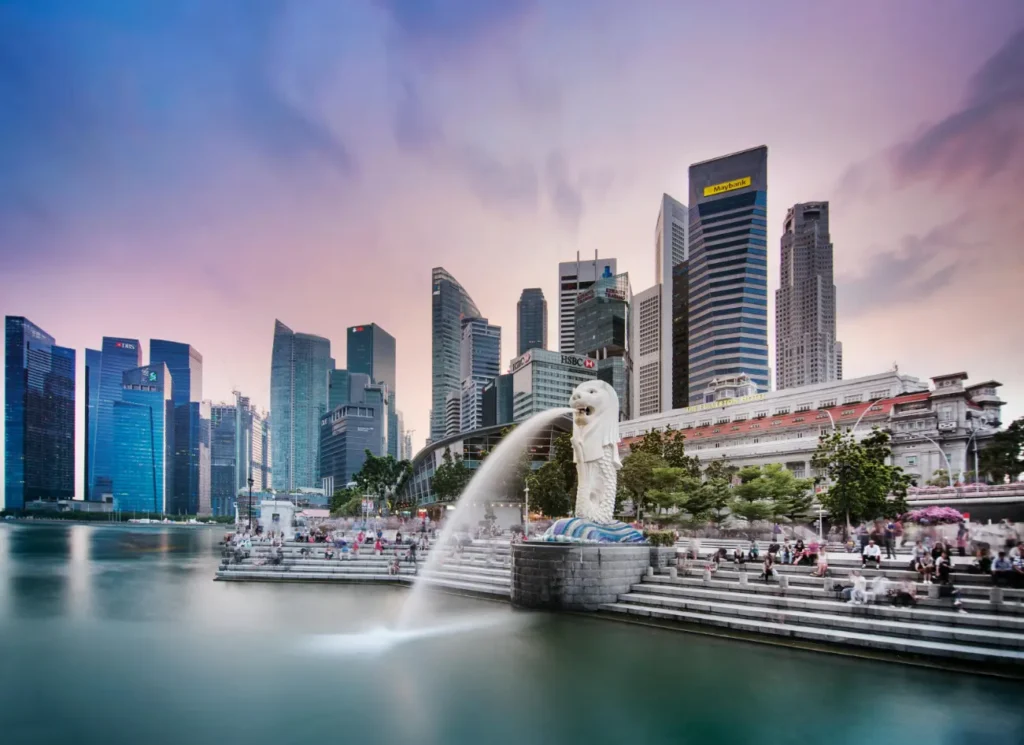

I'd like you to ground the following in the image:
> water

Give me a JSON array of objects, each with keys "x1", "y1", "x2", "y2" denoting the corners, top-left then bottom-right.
[
  {"x1": 2, "y1": 522, "x2": 1023, "y2": 745},
  {"x1": 398, "y1": 407, "x2": 571, "y2": 627}
]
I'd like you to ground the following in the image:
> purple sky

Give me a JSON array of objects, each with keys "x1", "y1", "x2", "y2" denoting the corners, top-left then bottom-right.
[{"x1": 2, "y1": 0, "x2": 1023, "y2": 502}]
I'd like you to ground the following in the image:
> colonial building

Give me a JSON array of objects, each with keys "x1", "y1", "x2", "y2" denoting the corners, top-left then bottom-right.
[{"x1": 619, "y1": 370, "x2": 1004, "y2": 484}]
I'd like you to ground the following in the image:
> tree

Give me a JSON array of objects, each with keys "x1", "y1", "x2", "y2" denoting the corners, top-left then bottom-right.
[
  {"x1": 527, "y1": 461, "x2": 572, "y2": 518},
  {"x1": 353, "y1": 452, "x2": 413, "y2": 513},
  {"x1": 619, "y1": 450, "x2": 667, "y2": 523},
  {"x1": 329, "y1": 487, "x2": 363, "y2": 516},
  {"x1": 552, "y1": 432, "x2": 577, "y2": 496},
  {"x1": 926, "y1": 469, "x2": 952, "y2": 487},
  {"x1": 979, "y1": 418, "x2": 1024, "y2": 483},
  {"x1": 812, "y1": 428, "x2": 909, "y2": 538},
  {"x1": 630, "y1": 426, "x2": 700, "y2": 476},
  {"x1": 430, "y1": 447, "x2": 472, "y2": 503},
  {"x1": 732, "y1": 463, "x2": 815, "y2": 524}
]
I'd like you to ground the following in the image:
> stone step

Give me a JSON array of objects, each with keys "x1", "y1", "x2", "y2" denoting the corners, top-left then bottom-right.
[
  {"x1": 598, "y1": 602, "x2": 1024, "y2": 665},
  {"x1": 615, "y1": 593, "x2": 1024, "y2": 649},
  {"x1": 414, "y1": 576, "x2": 510, "y2": 598},
  {"x1": 216, "y1": 570, "x2": 407, "y2": 583},
  {"x1": 420, "y1": 569, "x2": 511, "y2": 588},
  {"x1": 221, "y1": 563, "x2": 417, "y2": 576},
  {"x1": 627, "y1": 583, "x2": 1024, "y2": 631},
  {"x1": 423, "y1": 565, "x2": 511, "y2": 579},
  {"x1": 644, "y1": 575, "x2": 1024, "y2": 616},
  {"x1": 683, "y1": 562, "x2": 1004, "y2": 587}
]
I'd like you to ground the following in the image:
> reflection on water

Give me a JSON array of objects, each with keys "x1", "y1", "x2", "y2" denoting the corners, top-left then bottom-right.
[{"x1": 1, "y1": 522, "x2": 1023, "y2": 745}]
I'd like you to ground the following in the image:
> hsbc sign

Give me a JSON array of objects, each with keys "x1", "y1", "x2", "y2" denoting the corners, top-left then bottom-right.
[
  {"x1": 510, "y1": 352, "x2": 532, "y2": 373},
  {"x1": 561, "y1": 354, "x2": 595, "y2": 369}
]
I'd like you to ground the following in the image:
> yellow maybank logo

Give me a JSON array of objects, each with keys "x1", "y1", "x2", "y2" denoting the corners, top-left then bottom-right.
[{"x1": 703, "y1": 176, "x2": 751, "y2": 197}]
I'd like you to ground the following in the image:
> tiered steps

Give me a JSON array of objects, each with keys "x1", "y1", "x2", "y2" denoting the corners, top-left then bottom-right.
[{"x1": 601, "y1": 564, "x2": 1024, "y2": 667}]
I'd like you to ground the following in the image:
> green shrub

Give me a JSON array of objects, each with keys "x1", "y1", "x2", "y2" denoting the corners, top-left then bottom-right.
[{"x1": 644, "y1": 530, "x2": 675, "y2": 547}]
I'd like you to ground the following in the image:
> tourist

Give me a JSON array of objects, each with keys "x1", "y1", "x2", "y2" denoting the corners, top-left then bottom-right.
[
  {"x1": 955, "y1": 530, "x2": 968, "y2": 558},
  {"x1": 806, "y1": 539, "x2": 820, "y2": 567},
  {"x1": 992, "y1": 552, "x2": 1014, "y2": 586},
  {"x1": 749, "y1": 541, "x2": 760, "y2": 561},
  {"x1": 352, "y1": 540, "x2": 360, "y2": 559},
  {"x1": 893, "y1": 579, "x2": 917, "y2": 607},
  {"x1": 340, "y1": 541, "x2": 350, "y2": 560},
  {"x1": 768, "y1": 541, "x2": 780, "y2": 557},
  {"x1": 937, "y1": 581, "x2": 967, "y2": 613},
  {"x1": 781, "y1": 543, "x2": 792, "y2": 565},
  {"x1": 810, "y1": 551, "x2": 829, "y2": 578},
  {"x1": 374, "y1": 538, "x2": 383, "y2": 556},
  {"x1": 969, "y1": 546, "x2": 991, "y2": 574},
  {"x1": 408, "y1": 542, "x2": 418, "y2": 565},
  {"x1": 1010, "y1": 542, "x2": 1023, "y2": 562},
  {"x1": 732, "y1": 547, "x2": 745, "y2": 565},
  {"x1": 883, "y1": 521, "x2": 895, "y2": 559},
  {"x1": 915, "y1": 553, "x2": 935, "y2": 584},
  {"x1": 894, "y1": 518, "x2": 905, "y2": 547},
  {"x1": 389, "y1": 555, "x2": 401, "y2": 575},
  {"x1": 862, "y1": 539, "x2": 882, "y2": 569},
  {"x1": 324, "y1": 545, "x2": 334, "y2": 560},
  {"x1": 936, "y1": 551, "x2": 953, "y2": 585},
  {"x1": 396, "y1": 530, "x2": 403, "y2": 544},
  {"x1": 794, "y1": 538, "x2": 805, "y2": 556},
  {"x1": 759, "y1": 553, "x2": 777, "y2": 584},
  {"x1": 857, "y1": 524, "x2": 869, "y2": 553},
  {"x1": 846, "y1": 572, "x2": 868, "y2": 605}
]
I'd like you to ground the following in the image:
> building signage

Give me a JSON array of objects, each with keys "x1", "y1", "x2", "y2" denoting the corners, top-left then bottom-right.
[
  {"x1": 680, "y1": 392, "x2": 766, "y2": 414},
  {"x1": 510, "y1": 351, "x2": 532, "y2": 373},
  {"x1": 703, "y1": 176, "x2": 751, "y2": 197},
  {"x1": 115, "y1": 341, "x2": 136, "y2": 350},
  {"x1": 576, "y1": 289, "x2": 595, "y2": 305},
  {"x1": 560, "y1": 354, "x2": 596, "y2": 369}
]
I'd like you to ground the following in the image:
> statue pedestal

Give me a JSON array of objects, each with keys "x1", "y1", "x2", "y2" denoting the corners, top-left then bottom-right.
[{"x1": 511, "y1": 543, "x2": 651, "y2": 611}]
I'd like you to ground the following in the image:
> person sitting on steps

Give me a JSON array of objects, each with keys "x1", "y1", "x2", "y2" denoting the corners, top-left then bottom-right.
[
  {"x1": 759, "y1": 553, "x2": 777, "y2": 584},
  {"x1": 862, "y1": 539, "x2": 882, "y2": 569}
]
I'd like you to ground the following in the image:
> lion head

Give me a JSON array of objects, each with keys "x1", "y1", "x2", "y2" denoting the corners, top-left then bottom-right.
[{"x1": 569, "y1": 379, "x2": 621, "y2": 465}]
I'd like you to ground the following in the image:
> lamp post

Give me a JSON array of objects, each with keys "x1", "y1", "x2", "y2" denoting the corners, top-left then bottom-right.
[
  {"x1": 818, "y1": 507, "x2": 825, "y2": 542},
  {"x1": 818, "y1": 408, "x2": 837, "y2": 432},
  {"x1": 523, "y1": 483, "x2": 530, "y2": 538},
  {"x1": 247, "y1": 477, "x2": 254, "y2": 530},
  {"x1": 966, "y1": 427, "x2": 982, "y2": 493},
  {"x1": 918, "y1": 433, "x2": 954, "y2": 487},
  {"x1": 853, "y1": 397, "x2": 895, "y2": 434}
]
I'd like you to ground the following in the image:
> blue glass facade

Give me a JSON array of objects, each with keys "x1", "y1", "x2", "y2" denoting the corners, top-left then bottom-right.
[
  {"x1": 459, "y1": 317, "x2": 501, "y2": 433},
  {"x1": 270, "y1": 320, "x2": 331, "y2": 491},
  {"x1": 319, "y1": 403, "x2": 383, "y2": 494},
  {"x1": 687, "y1": 146, "x2": 770, "y2": 404},
  {"x1": 347, "y1": 324, "x2": 397, "y2": 457},
  {"x1": 4, "y1": 317, "x2": 76, "y2": 509},
  {"x1": 149, "y1": 340, "x2": 206, "y2": 514},
  {"x1": 111, "y1": 364, "x2": 172, "y2": 513},
  {"x1": 431, "y1": 268, "x2": 481, "y2": 442},
  {"x1": 84, "y1": 348, "x2": 101, "y2": 499},
  {"x1": 91, "y1": 337, "x2": 142, "y2": 500},
  {"x1": 328, "y1": 369, "x2": 351, "y2": 411},
  {"x1": 210, "y1": 403, "x2": 237, "y2": 517}
]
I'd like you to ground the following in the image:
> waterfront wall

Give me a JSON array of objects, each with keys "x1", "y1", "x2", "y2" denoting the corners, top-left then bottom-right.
[{"x1": 511, "y1": 543, "x2": 652, "y2": 611}]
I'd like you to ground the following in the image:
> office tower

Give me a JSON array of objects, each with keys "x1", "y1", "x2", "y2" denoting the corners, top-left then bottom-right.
[
  {"x1": 209, "y1": 403, "x2": 237, "y2": 517},
  {"x1": 776, "y1": 202, "x2": 840, "y2": 390},
  {"x1": 517, "y1": 288, "x2": 547, "y2": 355},
  {"x1": 687, "y1": 145, "x2": 769, "y2": 405},
  {"x1": 671, "y1": 262, "x2": 690, "y2": 408},
  {"x1": 558, "y1": 254, "x2": 618, "y2": 353},
  {"x1": 111, "y1": 364, "x2": 173, "y2": 513},
  {"x1": 431, "y1": 267, "x2": 481, "y2": 442},
  {"x1": 320, "y1": 399, "x2": 385, "y2": 495},
  {"x1": 347, "y1": 324, "x2": 396, "y2": 392},
  {"x1": 482, "y1": 373, "x2": 515, "y2": 427},
  {"x1": 4, "y1": 317, "x2": 76, "y2": 509},
  {"x1": 270, "y1": 320, "x2": 332, "y2": 492},
  {"x1": 835, "y1": 341, "x2": 843, "y2": 381},
  {"x1": 402, "y1": 431, "x2": 413, "y2": 461},
  {"x1": 656, "y1": 194, "x2": 688, "y2": 410},
  {"x1": 459, "y1": 317, "x2": 501, "y2": 433},
  {"x1": 508, "y1": 351, "x2": 596, "y2": 423},
  {"x1": 574, "y1": 272, "x2": 632, "y2": 420},
  {"x1": 258, "y1": 414, "x2": 272, "y2": 490},
  {"x1": 395, "y1": 411, "x2": 405, "y2": 459},
  {"x1": 84, "y1": 348, "x2": 102, "y2": 499},
  {"x1": 150, "y1": 340, "x2": 207, "y2": 514},
  {"x1": 328, "y1": 369, "x2": 350, "y2": 411},
  {"x1": 90, "y1": 336, "x2": 142, "y2": 501},
  {"x1": 631, "y1": 285, "x2": 661, "y2": 418}
]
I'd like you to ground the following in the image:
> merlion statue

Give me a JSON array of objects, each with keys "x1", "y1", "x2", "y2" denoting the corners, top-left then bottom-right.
[
  {"x1": 569, "y1": 379, "x2": 621, "y2": 523},
  {"x1": 537, "y1": 380, "x2": 645, "y2": 544}
]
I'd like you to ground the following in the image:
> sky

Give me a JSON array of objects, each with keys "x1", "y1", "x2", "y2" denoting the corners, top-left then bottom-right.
[{"x1": 2, "y1": 0, "x2": 1024, "y2": 505}]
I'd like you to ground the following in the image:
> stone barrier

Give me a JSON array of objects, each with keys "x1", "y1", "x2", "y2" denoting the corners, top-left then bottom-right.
[{"x1": 511, "y1": 543, "x2": 651, "y2": 611}]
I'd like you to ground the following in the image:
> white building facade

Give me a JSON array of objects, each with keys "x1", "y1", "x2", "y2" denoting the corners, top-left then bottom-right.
[{"x1": 510, "y1": 348, "x2": 598, "y2": 423}]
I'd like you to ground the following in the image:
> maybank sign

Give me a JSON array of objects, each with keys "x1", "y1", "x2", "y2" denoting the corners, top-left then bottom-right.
[
  {"x1": 680, "y1": 392, "x2": 766, "y2": 414},
  {"x1": 703, "y1": 176, "x2": 751, "y2": 197}
]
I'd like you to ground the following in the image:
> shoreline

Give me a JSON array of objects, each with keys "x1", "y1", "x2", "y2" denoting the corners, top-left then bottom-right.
[{"x1": 2, "y1": 518, "x2": 224, "y2": 529}]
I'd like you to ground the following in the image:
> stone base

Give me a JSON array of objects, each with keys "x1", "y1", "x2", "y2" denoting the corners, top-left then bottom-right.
[{"x1": 511, "y1": 543, "x2": 650, "y2": 611}]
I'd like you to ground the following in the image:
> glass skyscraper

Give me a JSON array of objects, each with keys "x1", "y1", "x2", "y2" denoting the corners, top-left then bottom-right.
[
  {"x1": 150, "y1": 340, "x2": 208, "y2": 514},
  {"x1": 687, "y1": 145, "x2": 769, "y2": 404},
  {"x1": 328, "y1": 369, "x2": 351, "y2": 411},
  {"x1": 516, "y1": 288, "x2": 547, "y2": 356},
  {"x1": 459, "y1": 317, "x2": 501, "y2": 433},
  {"x1": 4, "y1": 317, "x2": 76, "y2": 509},
  {"x1": 270, "y1": 320, "x2": 331, "y2": 491},
  {"x1": 431, "y1": 267, "x2": 481, "y2": 442},
  {"x1": 111, "y1": 364, "x2": 173, "y2": 514},
  {"x1": 90, "y1": 336, "x2": 142, "y2": 501},
  {"x1": 574, "y1": 272, "x2": 632, "y2": 420},
  {"x1": 210, "y1": 402, "x2": 238, "y2": 517},
  {"x1": 347, "y1": 323, "x2": 398, "y2": 457},
  {"x1": 84, "y1": 348, "x2": 102, "y2": 499}
]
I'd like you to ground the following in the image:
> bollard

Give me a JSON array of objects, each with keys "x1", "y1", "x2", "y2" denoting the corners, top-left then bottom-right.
[
  {"x1": 738, "y1": 573, "x2": 749, "y2": 586},
  {"x1": 991, "y1": 586, "x2": 1004, "y2": 605},
  {"x1": 779, "y1": 574, "x2": 790, "y2": 590},
  {"x1": 668, "y1": 567, "x2": 678, "y2": 579},
  {"x1": 702, "y1": 568, "x2": 712, "y2": 586},
  {"x1": 927, "y1": 583, "x2": 940, "y2": 599},
  {"x1": 823, "y1": 577, "x2": 834, "y2": 592},
  {"x1": 646, "y1": 566, "x2": 654, "y2": 578}
]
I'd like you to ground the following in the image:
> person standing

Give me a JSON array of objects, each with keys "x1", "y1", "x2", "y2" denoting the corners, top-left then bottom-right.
[{"x1": 883, "y1": 521, "x2": 895, "y2": 560}]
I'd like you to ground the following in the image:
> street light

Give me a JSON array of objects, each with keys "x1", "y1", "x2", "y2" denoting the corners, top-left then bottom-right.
[
  {"x1": 853, "y1": 397, "x2": 895, "y2": 434},
  {"x1": 817, "y1": 408, "x2": 837, "y2": 432},
  {"x1": 917, "y1": 433, "x2": 955, "y2": 487},
  {"x1": 524, "y1": 480, "x2": 532, "y2": 540},
  {"x1": 247, "y1": 477, "x2": 254, "y2": 530},
  {"x1": 966, "y1": 427, "x2": 982, "y2": 493}
]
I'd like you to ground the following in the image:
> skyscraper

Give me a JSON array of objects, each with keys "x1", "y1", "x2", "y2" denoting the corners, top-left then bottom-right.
[
  {"x1": 210, "y1": 402, "x2": 238, "y2": 517},
  {"x1": 328, "y1": 369, "x2": 351, "y2": 411},
  {"x1": 4, "y1": 317, "x2": 76, "y2": 509},
  {"x1": 347, "y1": 324, "x2": 398, "y2": 457},
  {"x1": 150, "y1": 340, "x2": 208, "y2": 514},
  {"x1": 671, "y1": 261, "x2": 690, "y2": 408},
  {"x1": 270, "y1": 320, "x2": 331, "y2": 491},
  {"x1": 84, "y1": 348, "x2": 102, "y2": 499},
  {"x1": 459, "y1": 317, "x2": 501, "y2": 432},
  {"x1": 574, "y1": 272, "x2": 632, "y2": 420},
  {"x1": 90, "y1": 336, "x2": 142, "y2": 501},
  {"x1": 631, "y1": 285, "x2": 662, "y2": 417},
  {"x1": 516, "y1": 288, "x2": 547, "y2": 355},
  {"x1": 687, "y1": 145, "x2": 770, "y2": 404},
  {"x1": 776, "y1": 202, "x2": 840, "y2": 390},
  {"x1": 558, "y1": 254, "x2": 617, "y2": 353},
  {"x1": 112, "y1": 364, "x2": 173, "y2": 513},
  {"x1": 656, "y1": 194, "x2": 688, "y2": 411},
  {"x1": 431, "y1": 267, "x2": 481, "y2": 442}
]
